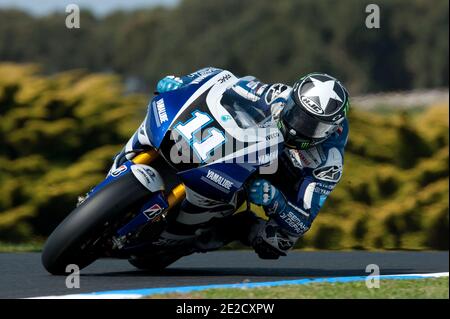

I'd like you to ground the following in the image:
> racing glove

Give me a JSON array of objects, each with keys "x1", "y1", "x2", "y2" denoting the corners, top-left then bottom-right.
[
  {"x1": 248, "y1": 179, "x2": 279, "y2": 206},
  {"x1": 156, "y1": 75, "x2": 183, "y2": 93},
  {"x1": 249, "y1": 219, "x2": 299, "y2": 259}
]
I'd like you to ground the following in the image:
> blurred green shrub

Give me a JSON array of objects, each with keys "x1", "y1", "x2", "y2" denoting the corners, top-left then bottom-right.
[{"x1": 0, "y1": 63, "x2": 145, "y2": 241}]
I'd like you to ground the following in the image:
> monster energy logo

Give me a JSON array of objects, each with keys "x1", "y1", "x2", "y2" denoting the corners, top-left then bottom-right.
[
  {"x1": 344, "y1": 101, "x2": 350, "y2": 116},
  {"x1": 301, "y1": 142, "x2": 310, "y2": 149}
]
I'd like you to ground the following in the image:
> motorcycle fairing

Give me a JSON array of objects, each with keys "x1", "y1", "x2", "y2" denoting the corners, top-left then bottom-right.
[
  {"x1": 112, "y1": 70, "x2": 285, "y2": 245},
  {"x1": 177, "y1": 162, "x2": 257, "y2": 202},
  {"x1": 87, "y1": 161, "x2": 135, "y2": 198},
  {"x1": 154, "y1": 70, "x2": 284, "y2": 201},
  {"x1": 116, "y1": 191, "x2": 168, "y2": 238},
  {"x1": 145, "y1": 69, "x2": 224, "y2": 149}
]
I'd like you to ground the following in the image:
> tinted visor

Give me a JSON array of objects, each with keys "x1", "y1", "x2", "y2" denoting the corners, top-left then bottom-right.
[{"x1": 281, "y1": 96, "x2": 337, "y2": 139}]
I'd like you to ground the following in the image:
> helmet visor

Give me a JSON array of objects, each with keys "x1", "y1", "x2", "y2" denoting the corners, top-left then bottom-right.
[{"x1": 281, "y1": 96, "x2": 338, "y2": 139}]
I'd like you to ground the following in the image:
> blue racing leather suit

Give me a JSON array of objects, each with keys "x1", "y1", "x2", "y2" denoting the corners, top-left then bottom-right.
[{"x1": 112, "y1": 67, "x2": 349, "y2": 259}]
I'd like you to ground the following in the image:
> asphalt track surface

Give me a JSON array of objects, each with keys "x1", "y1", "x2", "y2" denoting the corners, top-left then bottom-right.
[{"x1": 0, "y1": 251, "x2": 448, "y2": 298}]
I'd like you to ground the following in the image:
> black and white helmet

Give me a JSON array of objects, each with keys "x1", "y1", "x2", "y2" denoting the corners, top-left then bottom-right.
[{"x1": 279, "y1": 73, "x2": 349, "y2": 149}]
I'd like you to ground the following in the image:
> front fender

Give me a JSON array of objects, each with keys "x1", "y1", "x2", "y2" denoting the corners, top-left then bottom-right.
[{"x1": 131, "y1": 164, "x2": 165, "y2": 193}]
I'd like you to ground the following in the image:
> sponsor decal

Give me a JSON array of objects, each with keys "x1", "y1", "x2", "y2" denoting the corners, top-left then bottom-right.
[
  {"x1": 142, "y1": 166, "x2": 157, "y2": 182},
  {"x1": 131, "y1": 165, "x2": 165, "y2": 192},
  {"x1": 279, "y1": 210, "x2": 310, "y2": 235},
  {"x1": 288, "y1": 149, "x2": 320, "y2": 168},
  {"x1": 265, "y1": 131, "x2": 280, "y2": 141},
  {"x1": 297, "y1": 151, "x2": 311, "y2": 166},
  {"x1": 111, "y1": 164, "x2": 128, "y2": 177},
  {"x1": 218, "y1": 73, "x2": 232, "y2": 84},
  {"x1": 136, "y1": 167, "x2": 152, "y2": 185},
  {"x1": 256, "y1": 84, "x2": 268, "y2": 96},
  {"x1": 314, "y1": 183, "x2": 333, "y2": 196},
  {"x1": 191, "y1": 73, "x2": 212, "y2": 84},
  {"x1": 206, "y1": 170, "x2": 234, "y2": 190},
  {"x1": 277, "y1": 236, "x2": 295, "y2": 250},
  {"x1": 313, "y1": 165, "x2": 342, "y2": 182},
  {"x1": 265, "y1": 83, "x2": 289, "y2": 104},
  {"x1": 156, "y1": 99, "x2": 168, "y2": 124},
  {"x1": 258, "y1": 119, "x2": 275, "y2": 128},
  {"x1": 301, "y1": 95, "x2": 323, "y2": 114},
  {"x1": 187, "y1": 67, "x2": 217, "y2": 78},
  {"x1": 316, "y1": 182, "x2": 335, "y2": 190},
  {"x1": 143, "y1": 203, "x2": 163, "y2": 220},
  {"x1": 246, "y1": 80, "x2": 259, "y2": 90}
]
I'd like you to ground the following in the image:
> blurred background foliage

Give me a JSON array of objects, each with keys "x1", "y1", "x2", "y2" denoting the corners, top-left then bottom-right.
[
  {"x1": 0, "y1": 0, "x2": 448, "y2": 250},
  {"x1": 0, "y1": 0, "x2": 448, "y2": 94}
]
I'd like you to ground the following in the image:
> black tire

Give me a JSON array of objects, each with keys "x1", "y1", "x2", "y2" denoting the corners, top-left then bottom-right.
[
  {"x1": 128, "y1": 254, "x2": 183, "y2": 272},
  {"x1": 41, "y1": 172, "x2": 152, "y2": 275}
]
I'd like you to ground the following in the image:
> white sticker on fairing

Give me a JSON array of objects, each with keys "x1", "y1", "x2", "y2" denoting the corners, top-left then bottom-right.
[
  {"x1": 131, "y1": 164, "x2": 165, "y2": 192},
  {"x1": 110, "y1": 164, "x2": 128, "y2": 177}
]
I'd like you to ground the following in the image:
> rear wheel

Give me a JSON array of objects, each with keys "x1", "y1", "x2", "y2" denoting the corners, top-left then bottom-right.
[{"x1": 42, "y1": 173, "x2": 152, "y2": 275}]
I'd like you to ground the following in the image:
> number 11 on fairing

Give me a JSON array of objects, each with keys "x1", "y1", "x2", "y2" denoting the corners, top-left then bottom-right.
[{"x1": 174, "y1": 111, "x2": 226, "y2": 162}]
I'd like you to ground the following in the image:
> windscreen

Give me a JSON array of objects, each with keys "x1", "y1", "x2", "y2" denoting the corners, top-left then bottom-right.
[{"x1": 220, "y1": 93, "x2": 271, "y2": 129}]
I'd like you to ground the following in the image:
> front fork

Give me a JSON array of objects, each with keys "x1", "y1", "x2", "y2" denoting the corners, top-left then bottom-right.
[
  {"x1": 132, "y1": 149, "x2": 186, "y2": 209},
  {"x1": 110, "y1": 149, "x2": 187, "y2": 249}
]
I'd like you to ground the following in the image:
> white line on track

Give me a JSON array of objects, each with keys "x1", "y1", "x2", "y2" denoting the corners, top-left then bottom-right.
[{"x1": 29, "y1": 272, "x2": 449, "y2": 299}]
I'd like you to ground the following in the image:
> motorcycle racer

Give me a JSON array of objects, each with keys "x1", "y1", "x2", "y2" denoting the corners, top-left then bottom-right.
[{"x1": 111, "y1": 67, "x2": 350, "y2": 259}]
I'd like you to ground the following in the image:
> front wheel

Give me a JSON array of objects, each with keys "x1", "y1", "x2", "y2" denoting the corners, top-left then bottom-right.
[
  {"x1": 128, "y1": 254, "x2": 184, "y2": 272},
  {"x1": 41, "y1": 172, "x2": 152, "y2": 275}
]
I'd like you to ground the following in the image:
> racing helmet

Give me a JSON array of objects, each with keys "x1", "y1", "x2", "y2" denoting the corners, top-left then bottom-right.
[{"x1": 278, "y1": 73, "x2": 349, "y2": 149}]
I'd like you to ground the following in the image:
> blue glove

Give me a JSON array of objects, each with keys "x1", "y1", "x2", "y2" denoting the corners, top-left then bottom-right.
[
  {"x1": 156, "y1": 75, "x2": 183, "y2": 93},
  {"x1": 248, "y1": 179, "x2": 279, "y2": 206}
]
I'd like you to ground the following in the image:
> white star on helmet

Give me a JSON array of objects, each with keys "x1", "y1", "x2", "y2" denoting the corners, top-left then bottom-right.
[{"x1": 303, "y1": 77, "x2": 343, "y2": 112}]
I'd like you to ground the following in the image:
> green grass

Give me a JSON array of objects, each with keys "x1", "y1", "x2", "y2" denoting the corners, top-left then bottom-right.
[
  {"x1": 0, "y1": 241, "x2": 43, "y2": 252},
  {"x1": 147, "y1": 277, "x2": 449, "y2": 299}
]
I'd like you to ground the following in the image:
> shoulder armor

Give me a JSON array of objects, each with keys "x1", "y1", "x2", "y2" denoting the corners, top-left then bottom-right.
[{"x1": 312, "y1": 147, "x2": 343, "y2": 183}]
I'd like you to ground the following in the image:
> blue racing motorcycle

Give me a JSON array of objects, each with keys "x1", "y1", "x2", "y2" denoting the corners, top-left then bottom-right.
[{"x1": 42, "y1": 70, "x2": 283, "y2": 275}]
